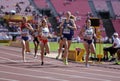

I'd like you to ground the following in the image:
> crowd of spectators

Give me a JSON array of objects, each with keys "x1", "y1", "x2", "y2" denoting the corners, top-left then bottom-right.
[{"x1": 0, "y1": 23, "x2": 12, "y2": 40}]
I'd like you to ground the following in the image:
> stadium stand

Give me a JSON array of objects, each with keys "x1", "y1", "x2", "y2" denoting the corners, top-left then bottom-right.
[
  {"x1": 34, "y1": 0, "x2": 48, "y2": 8},
  {"x1": 93, "y1": 0, "x2": 109, "y2": 11},
  {"x1": 111, "y1": 0, "x2": 120, "y2": 17},
  {"x1": 112, "y1": 19, "x2": 120, "y2": 35},
  {"x1": 50, "y1": 0, "x2": 92, "y2": 37},
  {"x1": 0, "y1": 0, "x2": 34, "y2": 15},
  {"x1": 111, "y1": 0, "x2": 120, "y2": 36},
  {"x1": 0, "y1": 0, "x2": 120, "y2": 39}
]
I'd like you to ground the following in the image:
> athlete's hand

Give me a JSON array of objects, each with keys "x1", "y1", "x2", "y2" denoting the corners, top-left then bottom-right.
[{"x1": 48, "y1": 34, "x2": 53, "y2": 38}]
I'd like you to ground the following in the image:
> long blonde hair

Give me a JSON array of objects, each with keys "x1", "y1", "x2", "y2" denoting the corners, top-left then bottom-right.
[{"x1": 70, "y1": 15, "x2": 76, "y2": 21}]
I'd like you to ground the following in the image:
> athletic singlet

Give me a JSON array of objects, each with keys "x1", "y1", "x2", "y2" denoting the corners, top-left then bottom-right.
[
  {"x1": 21, "y1": 23, "x2": 29, "y2": 35},
  {"x1": 38, "y1": 27, "x2": 49, "y2": 45},
  {"x1": 84, "y1": 27, "x2": 94, "y2": 40},
  {"x1": 62, "y1": 19, "x2": 74, "y2": 35},
  {"x1": 33, "y1": 31, "x2": 39, "y2": 37},
  {"x1": 41, "y1": 27, "x2": 49, "y2": 38}
]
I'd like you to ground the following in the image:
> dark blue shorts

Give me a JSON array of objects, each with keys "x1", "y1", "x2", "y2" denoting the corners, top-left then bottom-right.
[
  {"x1": 63, "y1": 34, "x2": 73, "y2": 40},
  {"x1": 84, "y1": 39, "x2": 93, "y2": 45},
  {"x1": 22, "y1": 36, "x2": 29, "y2": 41}
]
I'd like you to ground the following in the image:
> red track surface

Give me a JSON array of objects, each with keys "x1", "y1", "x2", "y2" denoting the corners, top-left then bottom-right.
[{"x1": 0, "y1": 46, "x2": 120, "y2": 81}]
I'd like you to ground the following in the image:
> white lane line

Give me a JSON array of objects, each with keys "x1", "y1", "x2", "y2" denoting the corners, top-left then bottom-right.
[
  {"x1": 0, "y1": 56, "x2": 11, "y2": 62},
  {"x1": 0, "y1": 51, "x2": 56, "y2": 63},
  {"x1": 0, "y1": 51, "x2": 21, "y2": 57},
  {"x1": 41, "y1": 61, "x2": 120, "y2": 79},
  {"x1": 0, "y1": 71, "x2": 68, "y2": 81},
  {"x1": 0, "y1": 56, "x2": 119, "y2": 80},
  {"x1": 1, "y1": 50, "x2": 120, "y2": 78},
  {"x1": 0, "y1": 47, "x2": 21, "y2": 52},
  {"x1": 0, "y1": 56, "x2": 39, "y2": 63},
  {"x1": 46, "y1": 60, "x2": 120, "y2": 74},
  {"x1": 0, "y1": 64, "x2": 111, "y2": 81},
  {"x1": 50, "y1": 67, "x2": 120, "y2": 79},
  {"x1": 0, "y1": 57, "x2": 16, "y2": 62},
  {"x1": 1, "y1": 48, "x2": 120, "y2": 76},
  {"x1": 0, "y1": 47, "x2": 119, "y2": 80},
  {"x1": 46, "y1": 60, "x2": 120, "y2": 75},
  {"x1": 0, "y1": 52, "x2": 36, "y2": 61},
  {"x1": 0, "y1": 77, "x2": 18, "y2": 81}
]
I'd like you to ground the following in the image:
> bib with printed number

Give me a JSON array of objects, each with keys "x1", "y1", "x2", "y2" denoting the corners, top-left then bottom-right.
[
  {"x1": 21, "y1": 28, "x2": 29, "y2": 35},
  {"x1": 42, "y1": 27, "x2": 49, "y2": 37},
  {"x1": 63, "y1": 28, "x2": 70, "y2": 34},
  {"x1": 84, "y1": 27, "x2": 94, "y2": 40},
  {"x1": 34, "y1": 32, "x2": 38, "y2": 37}
]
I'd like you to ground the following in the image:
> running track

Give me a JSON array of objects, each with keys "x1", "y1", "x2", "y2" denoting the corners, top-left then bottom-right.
[{"x1": 0, "y1": 46, "x2": 120, "y2": 81}]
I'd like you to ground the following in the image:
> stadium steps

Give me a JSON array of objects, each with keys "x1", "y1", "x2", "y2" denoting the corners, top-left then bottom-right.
[
  {"x1": 93, "y1": 0, "x2": 109, "y2": 11},
  {"x1": 106, "y1": 0, "x2": 115, "y2": 18},
  {"x1": 112, "y1": 19, "x2": 120, "y2": 35},
  {"x1": 88, "y1": 0, "x2": 97, "y2": 17},
  {"x1": 102, "y1": 19, "x2": 115, "y2": 38},
  {"x1": 28, "y1": 0, "x2": 39, "y2": 14},
  {"x1": 111, "y1": 0, "x2": 120, "y2": 17},
  {"x1": 46, "y1": 0, "x2": 58, "y2": 17}
]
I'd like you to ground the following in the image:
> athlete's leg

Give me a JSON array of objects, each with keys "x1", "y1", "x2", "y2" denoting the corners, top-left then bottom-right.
[
  {"x1": 25, "y1": 40, "x2": 30, "y2": 53},
  {"x1": 21, "y1": 40, "x2": 26, "y2": 62},
  {"x1": 62, "y1": 38, "x2": 69, "y2": 65},
  {"x1": 45, "y1": 42, "x2": 50, "y2": 54},
  {"x1": 83, "y1": 41, "x2": 90, "y2": 67},
  {"x1": 66, "y1": 40, "x2": 72, "y2": 59},
  {"x1": 33, "y1": 41, "x2": 39, "y2": 57},
  {"x1": 40, "y1": 42, "x2": 45, "y2": 65},
  {"x1": 90, "y1": 43, "x2": 96, "y2": 58},
  {"x1": 56, "y1": 40, "x2": 64, "y2": 59}
]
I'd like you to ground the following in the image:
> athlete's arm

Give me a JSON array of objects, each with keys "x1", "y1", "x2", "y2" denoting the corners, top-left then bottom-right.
[
  {"x1": 26, "y1": 23, "x2": 34, "y2": 32},
  {"x1": 67, "y1": 19, "x2": 77, "y2": 30},
  {"x1": 79, "y1": 26, "x2": 85, "y2": 39},
  {"x1": 59, "y1": 20, "x2": 64, "y2": 37},
  {"x1": 92, "y1": 27, "x2": 97, "y2": 39}
]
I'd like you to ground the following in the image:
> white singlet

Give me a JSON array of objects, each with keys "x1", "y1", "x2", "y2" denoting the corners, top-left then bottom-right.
[
  {"x1": 84, "y1": 27, "x2": 94, "y2": 40},
  {"x1": 42, "y1": 27, "x2": 49, "y2": 37}
]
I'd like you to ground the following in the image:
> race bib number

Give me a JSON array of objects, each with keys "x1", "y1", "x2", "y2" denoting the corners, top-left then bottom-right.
[
  {"x1": 21, "y1": 28, "x2": 29, "y2": 34},
  {"x1": 85, "y1": 28, "x2": 93, "y2": 40},
  {"x1": 63, "y1": 28, "x2": 70, "y2": 34},
  {"x1": 34, "y1": 32, "x2": 38, "y2": 37}
]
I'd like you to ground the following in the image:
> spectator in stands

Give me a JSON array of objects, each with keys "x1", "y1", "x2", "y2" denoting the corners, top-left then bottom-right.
[
  {"x1": 79, "y1": 19, "x2": 96, "y2": 67},
  {"x1": 87, "y1": 12, "x2": 94, "y2": 18},
  {"x1": 16, "y1": 7, "x2": 20, "y2": 13},
  {"x1": 0, "y1": 5, "x2": 4, "y2": 13},
  {"x1": 103, "y1": 32, "x2": 120, "y2": 62},
  {"x1": 20, "y1": 16, "x2": 33, "y2": 62},
  {"x1": 15, "y1": 3, "x2": 21, "y2": 12},
  {"x1": 0, "y1": 9, "x2": 3, "y2": 14},
  {"x1": 64, "y1": 0, "x2": 70, "y2": 6},
  {"x1": 25, "y1": 6, "x2": 31, "y2": 12},
  {"x1": 0, "y1": 5, "x2": 5, "y2": 9},
  {"x1": 59, "y1": 11, "x2": 76, "y2": 65},
  {"x1": 32, "y1": 11, "x2": 36, "y2": 16}
]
